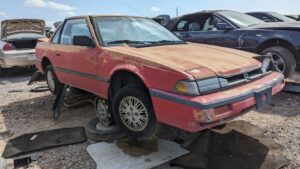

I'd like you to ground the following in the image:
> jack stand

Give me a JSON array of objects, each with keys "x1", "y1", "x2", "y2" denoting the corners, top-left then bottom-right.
[{"x1": 52, "y1": 85, "x2": 68, "y2": 119}]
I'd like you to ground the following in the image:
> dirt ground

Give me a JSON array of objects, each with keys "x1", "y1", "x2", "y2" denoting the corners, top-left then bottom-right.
[{"x1": 0, "y1": 69, "x2": 299, "y2": 169}]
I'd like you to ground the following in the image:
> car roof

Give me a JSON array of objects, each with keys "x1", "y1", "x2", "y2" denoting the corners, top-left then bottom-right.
[
  {"x1": 246, "y1": 12, "x2": 277, "y2": 14},
  {"x1": 170, "y1": 10, "x2": 233, "y2": 20},
  {"x1": 66, "y1": 15, "x2": 148, "y2": 20}
]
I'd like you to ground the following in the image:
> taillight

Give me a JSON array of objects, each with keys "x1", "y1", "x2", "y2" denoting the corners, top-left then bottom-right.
[{"x1": 3, "y1": 43, "x2": 15, "y2": 51}]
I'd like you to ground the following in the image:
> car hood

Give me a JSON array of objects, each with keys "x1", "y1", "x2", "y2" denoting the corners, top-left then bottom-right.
[
  {"x1": 249, "y1": 22, "x2": 300, "y2": 30},
  {"x1": 106, "y1": 43, "x2": 262, "y2": 77},
  {"x1": 1, "y1": 19, "x2": 45, "y2": 39}
]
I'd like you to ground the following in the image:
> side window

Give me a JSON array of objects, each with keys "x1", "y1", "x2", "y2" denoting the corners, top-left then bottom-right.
[
  {"x1": 60, "y1": 19, "x2": 92, "y2": 45},
  {"x1": 202, "y1": 16, "x2": 228, "y2": 31},
  {"x1": 51, "y1": 26, "x2": 62, "y2": 44},
  {"x1": 176, "y1": 21, "x2": 188, "y2": 31}
]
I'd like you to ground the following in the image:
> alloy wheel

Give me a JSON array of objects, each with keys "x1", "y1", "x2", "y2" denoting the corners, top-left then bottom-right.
[
  {"x1": 270, "y1": 53, "x2": 286, "y2": 73},
  {"x1": 118, "y1": 96, "x2": 149, "y2": 132}
]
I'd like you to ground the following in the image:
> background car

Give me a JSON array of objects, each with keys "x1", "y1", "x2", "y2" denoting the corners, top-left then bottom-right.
[
  {"x1": 246, "y1": 12, "x2": 298, "y2": 22},
  {"x1": 164, "y1": 10, "x2": 300, "y2": 77},
  {"x1": 0, "y1": 19, "x2": 45, "y2": 70}
]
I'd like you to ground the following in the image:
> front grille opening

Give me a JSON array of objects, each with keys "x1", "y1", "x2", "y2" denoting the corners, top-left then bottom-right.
[
  {"x1": 227, "y1": 74, "x2": 247, "y2": 84},
  {"x1": 224, "y1": 68, "x2": 266, "y2": 87},
  {"x1": 248, "y1": 69, "x2": 263, "y2": 79}
]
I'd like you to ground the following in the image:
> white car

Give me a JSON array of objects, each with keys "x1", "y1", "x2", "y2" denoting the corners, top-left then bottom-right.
[{"x1": 0, "y1": 19, "x2": 45, "y2": 70}]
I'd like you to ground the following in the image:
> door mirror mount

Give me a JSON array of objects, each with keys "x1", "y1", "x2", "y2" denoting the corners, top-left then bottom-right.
[
  {"x1": 216, "y1": 23, "x2": 234, "y2": 31},
  {"x1": 73, "y1": 36, "x2": 94, "y2": 47}
]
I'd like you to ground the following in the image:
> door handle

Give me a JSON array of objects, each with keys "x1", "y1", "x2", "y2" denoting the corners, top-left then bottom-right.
[{"x1": 55, "y1": 51, "x2": 60, "y2": 56}]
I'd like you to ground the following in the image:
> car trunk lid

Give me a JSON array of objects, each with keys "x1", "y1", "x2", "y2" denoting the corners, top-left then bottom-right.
[{"x1": 1, "y1": 19, "x2": 45, "y2": 39}]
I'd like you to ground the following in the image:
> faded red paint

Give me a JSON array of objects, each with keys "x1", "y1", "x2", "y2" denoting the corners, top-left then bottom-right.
[
  {"x1": 151, "y1": 72, "x2": 284, "y2": 131},
  {"x1": 35, "y1": 16, "x2": 285, "y2": 132}
]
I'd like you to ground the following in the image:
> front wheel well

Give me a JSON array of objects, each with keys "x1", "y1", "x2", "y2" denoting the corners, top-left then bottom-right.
[
  {"x1": 108, "y1": 71, "x2": 149, "y2": 101},
  {"x1": 256, "y1": 39, "x2": 298, "y2": 61}
]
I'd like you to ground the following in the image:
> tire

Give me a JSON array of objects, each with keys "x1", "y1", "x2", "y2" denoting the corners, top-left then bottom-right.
[
  {"x1": 261, "y1": 46, "x2": 296, "y2": 77},
  {"x1": 112, "y1": 84, "x2": 157, "y2": 139},
  {"x1": 46, "y1": 65, "x2": 62, "y2": 94},
  {"x1": 85, "y1": 118, "x2": 126, "y2": 142}
]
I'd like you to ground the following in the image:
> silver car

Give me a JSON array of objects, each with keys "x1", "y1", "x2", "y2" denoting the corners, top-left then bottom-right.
[{"x1": 0, "y1": 19, "x2": 45, "y2": 69}]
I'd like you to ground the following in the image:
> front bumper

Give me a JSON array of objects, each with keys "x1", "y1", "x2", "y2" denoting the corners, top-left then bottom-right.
[
  {"x1": 150, "y1": 72, "x2": 285, "y2": 132},
  {"x1": 0, "y1": 49, "x2": 35, "y2": 68}
]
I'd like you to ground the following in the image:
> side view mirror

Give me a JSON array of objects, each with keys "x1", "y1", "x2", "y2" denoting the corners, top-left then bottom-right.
[
  {"x1": 216, "y1": 23, "x2": 234, "y2": 31},
  {"x1": 73, "y1": 35, "x2": 94, "y2": 47}
]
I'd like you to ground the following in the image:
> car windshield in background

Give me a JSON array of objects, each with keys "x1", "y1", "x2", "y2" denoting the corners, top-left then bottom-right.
[
  {"x1": 218, "y1": 11, "x2": 265, "y2": 27},
  {"x1": 268, "y1": 12, "x2": 296, "y2": 22},
  {"x1": 94, "y1": 16, "x2": 183, "y2": 47},
  {"x1": 5, "y1": 33, "x2": 45, "y2": 41}
]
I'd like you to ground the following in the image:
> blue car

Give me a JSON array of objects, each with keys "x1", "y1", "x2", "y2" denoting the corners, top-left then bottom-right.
[{"x1": 164, "y1": 10, "x2": 300, "y2": 77}]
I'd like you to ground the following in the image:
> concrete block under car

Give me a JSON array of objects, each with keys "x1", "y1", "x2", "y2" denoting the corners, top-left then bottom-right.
[{"x1": 87, "y1": 139, "x2": 189, "y2": 169}]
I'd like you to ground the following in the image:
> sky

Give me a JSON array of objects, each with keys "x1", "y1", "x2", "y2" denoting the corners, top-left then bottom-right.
[{"x1": 0, "y1": 0, "x2": 299, "y2": 27}]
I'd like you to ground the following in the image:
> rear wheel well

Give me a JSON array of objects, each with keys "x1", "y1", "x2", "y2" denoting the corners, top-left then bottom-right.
[
  {"x1": 41, "y1": 57, "x2": 51, "y2": 73},
  {"x1": 256, "y1": 39, "x2": 298, "y2": 61}
]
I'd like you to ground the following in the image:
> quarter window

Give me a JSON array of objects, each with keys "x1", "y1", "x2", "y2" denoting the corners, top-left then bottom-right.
[
  {"x1": 51, "y1": 26, "x2": 62, "y2": 44},
  {"x1": 177, "y1": 21, "x2": 188, "y2": 31},
  {"x1": 60, "y1": 19, "x2": 92, "y2": 45}
]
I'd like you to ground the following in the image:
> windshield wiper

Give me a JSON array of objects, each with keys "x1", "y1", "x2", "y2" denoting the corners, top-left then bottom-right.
[
  {"x1": 152, "y1": 40, "x2": 185, "y2": 44},
  {"x1": 107, "y1": 40, "x2": 149, "y2": 45}
]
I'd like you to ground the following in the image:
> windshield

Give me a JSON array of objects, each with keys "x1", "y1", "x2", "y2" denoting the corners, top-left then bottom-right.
[
  {"x1": 218, "y1": 11, "x2": 265, "y2": 27},
  {"x1": 93, "y1": 16, "x2": 183, "y2": 46},
  {"x1": 268, "y1": 12, "x2": 296, "y2": 22}
]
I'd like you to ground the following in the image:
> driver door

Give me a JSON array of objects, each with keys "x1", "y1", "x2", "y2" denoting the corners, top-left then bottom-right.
[{"x1": 58, "y1": 18, "x2": 101, "y2": 93}]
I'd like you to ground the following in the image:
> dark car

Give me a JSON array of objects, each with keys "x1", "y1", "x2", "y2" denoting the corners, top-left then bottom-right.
[
  {"x1": 246, "y1": 12, "x2": 297, "y2": 23},
  {"x1": 165, "y1": 10, "x2": 300, "y2": 77},
  {"x1": 286, "y1": 15, "x2": 300, "y2": 21}
]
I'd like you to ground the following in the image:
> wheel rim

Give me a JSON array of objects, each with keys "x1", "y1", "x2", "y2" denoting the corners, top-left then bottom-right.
[
  {"x1": 119, "y1": 96, "x2": 149, "y2": 132},
  {"x1": 47, "y1": 71, "x2": 55, "y2": 92},
  {"x1": 270, "y1": 53, "x2": 286, "y2": 73},
  {"x1": 95, "y1": 98, "x2": 111, "y2": 126}
]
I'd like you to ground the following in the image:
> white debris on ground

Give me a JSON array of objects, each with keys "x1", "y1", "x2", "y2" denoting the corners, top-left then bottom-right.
[
  {"x1": 87, "y1": 139, "x2": 189, "y2": 169},
  {"x1": 0, "y1": 70, "x2": 299, "y2": 168}
]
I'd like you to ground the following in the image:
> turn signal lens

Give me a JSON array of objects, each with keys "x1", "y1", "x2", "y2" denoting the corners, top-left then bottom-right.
[
  {"x1": 174, "y1": 80, "x2": 200, "y2": 95},
  {"x1": 3, "y1": 43, "x2": 14, "y2": 51}
]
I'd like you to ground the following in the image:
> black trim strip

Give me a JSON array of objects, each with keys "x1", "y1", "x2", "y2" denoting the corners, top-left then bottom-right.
[
  {"x1": 150, "y1": 76, "x2": 284, "y2": 109},
  {"x1": 55, "y1": 67, "x2": 109, "y2": 83}
]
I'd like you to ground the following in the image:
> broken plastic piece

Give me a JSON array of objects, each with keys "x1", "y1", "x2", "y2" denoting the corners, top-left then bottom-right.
[
  {"x1": 52, "y1": 85, "x2": 68, "y2": 119},
  {"x1": 28, "y1": 71, "x2": 45, "y2": 85}
]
